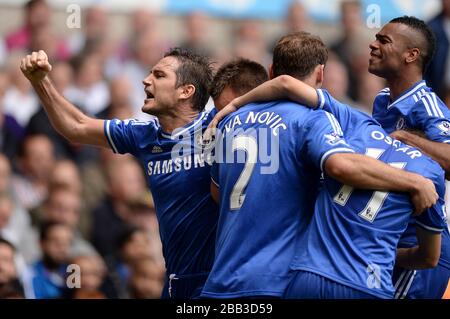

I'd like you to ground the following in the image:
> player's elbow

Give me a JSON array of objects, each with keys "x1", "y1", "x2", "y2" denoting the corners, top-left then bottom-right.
[
  {"x1": 324, "y1": 154, "x2": 355, "y2": 182},
  {"x1": 422, "y1": 254, "x2": 440, "y2": 268},
  {"x1": 62, "y1": 117, "x2": 91, "y2": 144},
  {"x1": 277, "y1": 75, "x2": 296, "y2": 94},
  {"x1": 419, "y1": 248, "x2": 440, "y2": 269}
]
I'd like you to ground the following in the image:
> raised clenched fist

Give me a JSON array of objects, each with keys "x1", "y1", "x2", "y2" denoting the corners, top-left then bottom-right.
[{"x1": 20, "y1": 50, "x2": 52, "y2": 82}]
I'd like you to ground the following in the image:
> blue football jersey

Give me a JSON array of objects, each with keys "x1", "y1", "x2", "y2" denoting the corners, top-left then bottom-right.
[
  {"x1": 104, "y1": 110, "x2": 219, "y2": 276},
  {"x1": 201, "y1": 100, "x2": 355, "y2": 298},
  {"x1": 371, "y1": 81, "x2": 450, "y2": 270},
  {"x1": 291, "y1": 90, "x2": 448, "y2": 298},
  {"x1": 372, "y1": 80, "x2": 450, "y2": 143}
]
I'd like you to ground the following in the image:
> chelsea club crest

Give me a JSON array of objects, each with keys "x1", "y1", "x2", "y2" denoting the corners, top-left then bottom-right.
[{"x1": 395, "y1": 117, "x2": 406, "y2": 130}]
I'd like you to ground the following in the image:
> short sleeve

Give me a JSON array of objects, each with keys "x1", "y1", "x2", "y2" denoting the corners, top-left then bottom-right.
[
  {"x1": 409, "y1": 93, "x2": 450, "y2": 144},
  {"x1": 302, "y1": 110, "x2": 355, "y2": 171},
  {"x1": 104, "y1": 119, "x2": 157, "y2": 155}
]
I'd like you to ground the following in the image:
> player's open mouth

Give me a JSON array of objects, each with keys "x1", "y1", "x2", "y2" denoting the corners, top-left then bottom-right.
[{"x1": 145, "y1": 90, "x2": 155, "y2": 103}]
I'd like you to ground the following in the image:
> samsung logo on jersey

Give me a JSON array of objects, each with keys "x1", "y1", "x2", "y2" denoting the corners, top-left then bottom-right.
[
  {"x1": 370, "y1": 130, "x2": 422, "y2": 159},
  {"x1": 147, "y1": 153, "x2": 213, "y2": 176}
]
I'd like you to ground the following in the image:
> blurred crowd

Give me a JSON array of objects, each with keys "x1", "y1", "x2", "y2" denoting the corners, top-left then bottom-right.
[{"x1": 0, "y1": 0, "x2": 449, "y2": 298}]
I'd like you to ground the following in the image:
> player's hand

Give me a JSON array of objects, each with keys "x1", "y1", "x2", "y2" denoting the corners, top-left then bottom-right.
[
  {"x1": 20, "y1": 50, "x2": 52, "y2": 83},
  {"x1": 210, "y1": 101, "x2": 238, "y2": 129},
  {"x1": 390, "y1": 130, "x2": 408, "y2": 141},
  {"x1": 203, "y1": 100, "x2": 238, "y2": 144},
  {"x1": 410, "y1": 177, "x2": 438, "y2": 216}
]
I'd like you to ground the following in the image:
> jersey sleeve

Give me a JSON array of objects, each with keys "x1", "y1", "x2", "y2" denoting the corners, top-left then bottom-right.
[
  {"x1": 302, "y1": 110, "x2": 355, "y2": 171},
  {"x1": 104, "y1": 119, "x2": 157, "y2": 155},
  {"x1": 415, "y1": 164, "x2": 448, "y2": 233},
  {"x1": 409, "y1": 93, "x2": 450, "y2": 144},
  {"x1": 316, "y1": 89, "x2": 354, "y2": 129}
]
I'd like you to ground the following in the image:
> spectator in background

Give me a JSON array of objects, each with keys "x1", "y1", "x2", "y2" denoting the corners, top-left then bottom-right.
[
  {"x1": 286, "y1": 0, "x2": 310, "y2": 33},
  {"x1": 128, "y1": 256, "x2": 165, "y2": 299},
  {"x1": 0, "y1": 238, "x2": 24, "y2": 298},
  {"x1": 29, "y1": 25, "x2": 70, "y2": 62},
  {"x1": 0, "y1": 70, "x2": 25, "y2": 162},
  {"x1": 3, "y1": 54, "x2": 39, "y2": 128},
  {"x1": 91, "y1": 156, "x2": 147, "y2": 263},
  {"x1": 67, "y1": 6, "x2": 109, "y2": 57},
  {"x1": 0, "y1": 154, "x2": 34, "y2": 267},
  {"x1": 180, "y1": 11, "x2": 213, "y2": 57},
  {"x1": 112, "y1": 227, "x2": 155, "y2": 298},
  {"x1": 67, "y1": 254, "x2": 106, "y2": 299},
  {"x1": 269, "y1": 1, "x2": 310, "y2": 52},
  {"x1": 31, "y1": 222, "x2": 73, "y2": 299},
  {"x1": 121, "y1": 194, "x2": 164, "y2": 268},
  {"x1": 12, "y1": 134, "x2": 55, "y2": 211},
  {"x1": 118, "y1": 8, "x2": 160, "y2": 61},
  {"x1": 96, "y1": 76, "x2": 134, "y2": 121},
  {"x1": 322, "y1": 54, "x2": 356, "y2": 107},
  {"x1": 27, "y1": 61, "x2": 75, "y2": 158},
  {"x1": 426, "y1": 0, "x2": 450, "y2": 100},
  {"x1": 233, "y1": 20, "x2": 271, "y2": 67},
  {"x1": 28, "y1": 184, "x2": 98, "y2": 263},
  {"x1": 65, "y1": 54, "x2": 110, "y2": 116},
  {"x1": 330, "y1": 0, "x2": 373, "y2": 100},
  {"x1": 5, "y1": 0, "x2": 51, "y2": 52},
  {"x1": 355, "y1": 72, "x2": 386, "y2": 114},
  {"x1": 80, "y1": 147, "x2": 114, "y2": 217},
  {"x1": 120, "y1": 29, "x2": 164, "y2": 120}
]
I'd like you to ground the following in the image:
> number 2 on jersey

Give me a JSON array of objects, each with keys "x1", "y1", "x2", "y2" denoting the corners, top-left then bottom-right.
[{"x1": 230, "y1": 135, "x2": 258, "y2": 210}]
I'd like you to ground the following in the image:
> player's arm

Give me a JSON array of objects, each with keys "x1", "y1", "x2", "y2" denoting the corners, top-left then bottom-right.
[
  {"x1": 20, "y1": 50, "x2": 108, "y2": 147},
  {"x1": 324, "y1": 153, "x2": 438, "y2": 215},
  {"x1": 391, "y1": 130, "x2": 450, "y2": 178},
  {"x1": 396, "y1": 227, "x2": 441, "y2": 269},
  {"x1": 210, "y1": 75, "x2": 317, "y2": 128}
]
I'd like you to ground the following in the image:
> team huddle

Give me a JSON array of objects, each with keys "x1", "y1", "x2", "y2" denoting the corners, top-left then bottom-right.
[{"x1": 20, "y1": 16, "x2": 450, "y2": 299}]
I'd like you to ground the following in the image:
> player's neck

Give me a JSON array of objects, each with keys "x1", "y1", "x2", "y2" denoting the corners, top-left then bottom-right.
[
  {"x1": 158, "y1": 107, "x2": 199, "y2": 134},
  {"x1": 387, "y1": 73, "x2": 422, "y2": 101}
]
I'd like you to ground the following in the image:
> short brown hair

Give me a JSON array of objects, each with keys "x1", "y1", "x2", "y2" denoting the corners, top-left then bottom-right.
[
  {"x1": 164, "y1": 47, "x2": 214, "y2": 111},
  {"x1": 272, "y1": 32, "x2": 328, "y2": 80},
  {"x1": 209, "y1": 58, "x2": 269, "y2": 100}
]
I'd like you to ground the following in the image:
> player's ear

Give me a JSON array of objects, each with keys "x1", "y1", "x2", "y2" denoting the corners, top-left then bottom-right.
[
  {"x1": 405, "y1": 47, "x2": 420, "y2": 64},
  {"x1": 179, "y1": 84, "x2": 196, "y2": 101},
  {"x1": 316, "y1": 64, "x2": 325, "y2": 87},
  {"x1": 268, "y1": 64, "x2": 274, "y2": 79}
]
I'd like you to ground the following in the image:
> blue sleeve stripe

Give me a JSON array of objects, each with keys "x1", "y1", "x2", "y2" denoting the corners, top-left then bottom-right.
[
  {"x1": 320, "y1": 148, "x2": 355, "y2": 171},
  {"x1": 104, "y1": 120, "x2": 119, "y2": 153},
  {"x1": 317, "y1": 89, "x2": 325, "y2": 109},
  {"x1": 415, "y1": 220, "x2": 444, "y2": 233},
  {"x1": 211, "y1": 176, "x2": 220, "y2": 188}
]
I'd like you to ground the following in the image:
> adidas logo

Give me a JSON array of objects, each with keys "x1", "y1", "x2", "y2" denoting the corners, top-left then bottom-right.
[{"x1": 152, "y1": 146, "x2": 163, "y2": 153}]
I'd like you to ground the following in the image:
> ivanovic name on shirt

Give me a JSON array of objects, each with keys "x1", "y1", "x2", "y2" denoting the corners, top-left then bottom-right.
[{"x1": 224, "y1": 111, "x2": 287, "y2": 136}]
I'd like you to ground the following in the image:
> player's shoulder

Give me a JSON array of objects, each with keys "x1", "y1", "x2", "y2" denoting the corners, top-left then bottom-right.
[
  {"x1": 107, "y1": 118, "x2": 158, "y2": 130},
  {"x1": 403, "y1": 147, "x2": 444, "y2": 182},
  {"x1": 413, "y1": 89, "x2": 449, "y2": 117}
]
